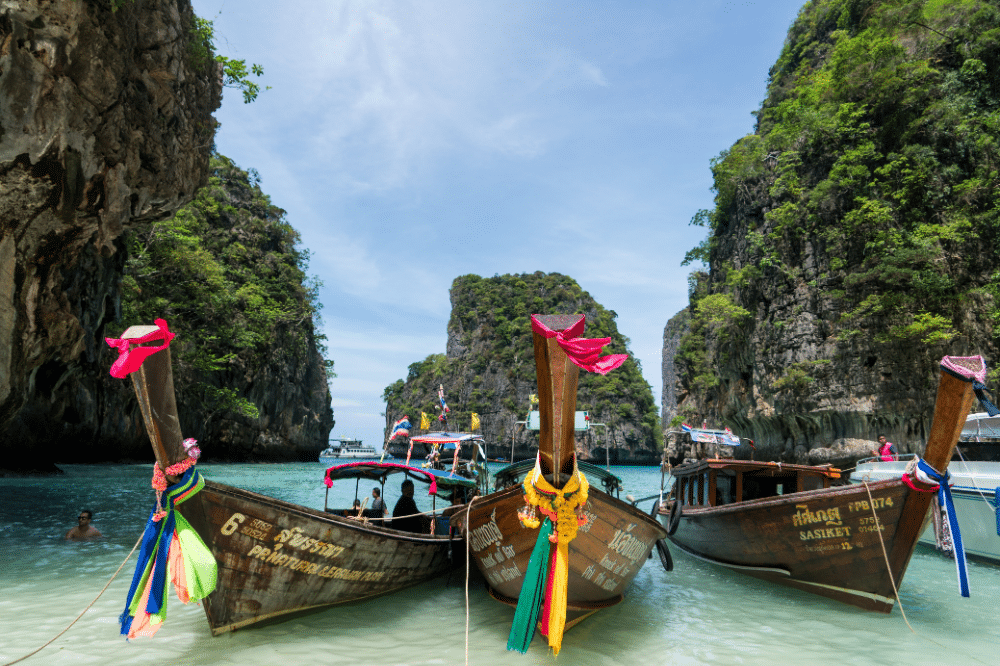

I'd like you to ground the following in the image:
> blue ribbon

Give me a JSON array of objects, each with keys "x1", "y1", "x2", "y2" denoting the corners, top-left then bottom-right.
[
  {"x1": 916, "y1": 459, "x2": 969, "y2": 597},
  {"x1": 973, "y1": 382, "x2": 999, "y2": 416},
  {"x1": 120, "y1": 467, "x2": 203, "y2": 635},
  {"x1": 995, "y1": 488, "x2": 999, "y2": 537}
]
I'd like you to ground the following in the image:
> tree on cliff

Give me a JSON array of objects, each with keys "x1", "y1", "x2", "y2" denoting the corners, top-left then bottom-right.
[
  {"x1": 118, "y1": 154, "x2": 334, "y2": 459},
  {"x1": 675, "y1": 0, "x2": 1000, "y2": 454}
]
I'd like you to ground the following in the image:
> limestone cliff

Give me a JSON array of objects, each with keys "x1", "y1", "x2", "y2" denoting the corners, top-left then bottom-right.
[
  {"x1": 117, "y1": 155, "x2": 334, "y2": 462},
  {"x1": 384, "y1": 273, "x2": 661, "y2": 464},
  {"x1": 666, "y1": 0, "x2": 1000, "y2": 467},
  {"x1": 0, "y1": 0, "x2": 222, "y2": 472},
  {"x1": 661, "y1": 310, "x2": 689, "y2": 428}
]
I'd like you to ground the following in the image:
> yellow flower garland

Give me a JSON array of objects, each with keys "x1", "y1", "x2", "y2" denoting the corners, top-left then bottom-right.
[{"x1": 518, "y1": 455, "x2": 589, "y2": 544}]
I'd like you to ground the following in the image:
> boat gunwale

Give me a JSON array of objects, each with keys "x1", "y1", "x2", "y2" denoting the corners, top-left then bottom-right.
[
  {"x1": 671, "y1": 458, "x2": 842, "y2": 479},
  {"x1": 661, "y1": 476, "x2": 902, "y2": 517}
]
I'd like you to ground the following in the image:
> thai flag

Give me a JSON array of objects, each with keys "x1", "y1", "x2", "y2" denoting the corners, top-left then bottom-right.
[
  {"x1": 681, "y1": 423, "x2": 692, "y2": 433},
  {"x1": 390, "y1": 416, "x2": 411, "y2": 440}
]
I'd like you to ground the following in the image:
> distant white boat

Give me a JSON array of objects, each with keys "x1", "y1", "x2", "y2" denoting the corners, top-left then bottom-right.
[
  {"x1": 319, "y1": 438, "x2": 378, "y2": 460},
  {"x1": 852, "y1": 412, "x2": 1000, "y2": 564}
]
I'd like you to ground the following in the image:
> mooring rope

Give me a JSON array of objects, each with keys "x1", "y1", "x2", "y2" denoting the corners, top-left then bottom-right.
[
  {"x1": 861, "y1": 481, "x2": 913, "y2": 632},
  {"x1": 343, "y1": 507, "x2": 441, "y2": 523},
  {"x1": 863, "y1": 481, "x2": 989, "y2": 665},
  {"x1": 2, "y1": 533, "x2": 143, "y2": 666},
  {"x1": 954, "y1": 447, "x2": 998, "y2": 510},
  {"x1": 464, "y1": 496, "x2": 477, "y2": 666}
]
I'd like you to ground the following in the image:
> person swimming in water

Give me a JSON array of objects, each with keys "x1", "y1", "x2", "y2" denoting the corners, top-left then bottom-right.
[{"x1": 65, "y1": 510, "x2": 103, "y2": 540}]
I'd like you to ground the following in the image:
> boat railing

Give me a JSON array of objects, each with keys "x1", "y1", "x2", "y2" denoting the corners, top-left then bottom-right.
[{"x1": 855, "y1": 453, "x2": 918, "y2": 466}]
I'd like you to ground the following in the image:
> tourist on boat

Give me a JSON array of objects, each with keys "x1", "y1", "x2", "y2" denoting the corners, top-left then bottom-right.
[
  {"x1": 392, "y1": 480, "x2": 423, "y2": 533},
  {"x1": 370, "y1": 487, "x2": 386, "y2": 514},
  {"x1": 65, "y1": 510, "x2": 102, "y2": 540},
  {"x1": 872, "y1": 434, "x2": 897, "y2": 461}
]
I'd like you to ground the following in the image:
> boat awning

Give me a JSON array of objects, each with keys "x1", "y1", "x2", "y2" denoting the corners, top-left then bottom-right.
[
  {"x1": 408, "y1": 431, "x2": 487, "y2": 460},
  {"x1": 323, "y1": 461, "x2": 476, "y2": 495},
  {"x1": 681, "y1": 426, "x2": 742, "y2": 446},
  {"x1": 409, "y1": 431, "x2": 484, "y2": 446},
  {"x1": 962, "y1": 412, "x2": 1000, "y2": 440}
]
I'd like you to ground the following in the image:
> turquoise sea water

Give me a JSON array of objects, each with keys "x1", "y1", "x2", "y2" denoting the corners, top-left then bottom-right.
[{"x1": 2, "y1": 462, "x2": 999, "y2": 666}]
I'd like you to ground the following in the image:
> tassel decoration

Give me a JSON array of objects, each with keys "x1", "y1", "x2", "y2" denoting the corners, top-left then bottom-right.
[
  {"x1": 120, "y1": 467, "x2": 217, "y2": 639},
  {"x1": 506, "y1": 454, "x2": 589, "y2": 655}
]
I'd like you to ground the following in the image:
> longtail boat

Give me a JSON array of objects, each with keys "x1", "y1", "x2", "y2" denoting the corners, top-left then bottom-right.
[
  {"x1": 405, "y1": 431, "x2": 491, "y2": 496},
  {"x1": 459, "y1": 314, "x2": 668, "y2": 654},
  {"x1": 657, "y1": 355, "x2": 987, "y2": 612},
  {"x1": 109, "y1": 321, "x2": 478, "y2": 637}
]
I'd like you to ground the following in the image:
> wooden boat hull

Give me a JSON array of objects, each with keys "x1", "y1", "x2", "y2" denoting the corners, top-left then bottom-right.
[
  {"x1": 181, "y1": 479, "x2": 460, "y2": 635},
  {"x1": 658, "y1": 477, "x2": 931, "y2": 612},
  {"x1": 464, "y1": 485, "x2": 667, "y2": 625}
]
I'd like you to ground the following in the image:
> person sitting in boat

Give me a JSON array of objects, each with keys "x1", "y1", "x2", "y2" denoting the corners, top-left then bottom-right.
[
  {"x1": 65, "y1": 510, "x2": 102, "y2": 540},
  {"x1": 392, "y1": 479, "x2": 425, "y2": 533},
  {"x1": 872, "y1": 434, "x2": 897, "y2": 461},
  {"x1": 370, "y1": 487, "x2": 386, "y2": 514}
]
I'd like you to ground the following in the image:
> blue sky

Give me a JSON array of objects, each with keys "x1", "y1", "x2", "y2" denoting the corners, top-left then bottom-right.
[{"x1": 190, "y1": 0, "x2": 806, "y2": 451}]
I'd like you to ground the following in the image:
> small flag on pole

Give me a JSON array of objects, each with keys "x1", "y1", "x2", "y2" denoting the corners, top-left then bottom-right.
[
  {"x1": 390, "y1": 416, "x2": 411, "y2": 440},
  {"x1": 437, "y1": 385, "x2": 450, "y2": 424},
  {"x1": 471, "y1": 413, "x2": 480, "y2": 431}
]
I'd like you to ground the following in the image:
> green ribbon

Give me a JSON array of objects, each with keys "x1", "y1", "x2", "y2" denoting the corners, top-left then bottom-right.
[{"x1": 507, "y1": 518, "x2": 553, "y2": 653}]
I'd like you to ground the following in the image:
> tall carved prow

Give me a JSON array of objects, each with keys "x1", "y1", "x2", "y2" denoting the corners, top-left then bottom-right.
[
  {"x1": 922, "y1": 355, "x2": 983, "y2": 471},
  {"x1": 532, "y1": 314, "x2": 584, "y2": 486},
  {"x1": 119, "y1": 324, "x2": 187, "y2": 471}
]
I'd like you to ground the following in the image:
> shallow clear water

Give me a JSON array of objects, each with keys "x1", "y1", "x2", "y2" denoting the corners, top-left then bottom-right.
[{"x1": 2, "y1": 463, "x2": 998, "y2": 665}]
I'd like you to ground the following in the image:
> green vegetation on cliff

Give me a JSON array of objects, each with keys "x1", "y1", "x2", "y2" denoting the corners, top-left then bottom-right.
[
  {"x1": 681, "y1": 0, "x2": 1000, "y2": 403},
  {"x1": 119, "y1": 154, "x2": 332, "y2": 421},
  {"x1": 113, "y1": 0, "x2": 268, "y2": 103},
  {"x1": 384, "y1": 272, "x2": 661, "y2": 455}
]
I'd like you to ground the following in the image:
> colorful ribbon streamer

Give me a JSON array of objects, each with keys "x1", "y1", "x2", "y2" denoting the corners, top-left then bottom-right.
[
  {"x1": 995, "y1": 488, "x2": 999, "y2": 538},
  {"x1": 530, "y1": 315, "x2": 627, "y2": 375},
  {"x1": 507, "y1": 455, "x2": 589, "y2": 655},
  {"x1": 105, "y1": 319, "x2": 175, "y2": 379},
  {"x1": 915, "y1": 458, "x2": 969, "y2": 598},
  {"x1": 120, "y1": 467, "x2": 217, "y2": 638},
  {"x1": 507, "y1": 519, "x2": 553, "y2": 653},
  {"x1": 973, "y1": 381, "x2": 1000, "y2": 416}
]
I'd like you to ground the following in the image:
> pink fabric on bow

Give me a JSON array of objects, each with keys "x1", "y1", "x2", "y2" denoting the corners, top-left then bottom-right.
[
  {"x1": 530, "y1": 315, "x2": 628, "y2": 375},
  {"x1": 105, "y1": 319, "x2": 175, "y2": 379}
]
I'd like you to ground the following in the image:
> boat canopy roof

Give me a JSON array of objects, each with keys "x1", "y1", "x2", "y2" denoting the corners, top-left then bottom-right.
[
  {"x1": 672, "y1": 458, "x2": 841, "y2": 480},
  {"x1": 409, "y1": 431, "x2": 484, "y2": 447},
  {"x1": 408, "y1": 431, "x2": 487, "y2": 462},
  {"x1": 323, "y1": 461, "x2": 476, "y2": 493},
  {"x1": 962, "y1": 412, "x2": 1000, "y2": 440}
]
